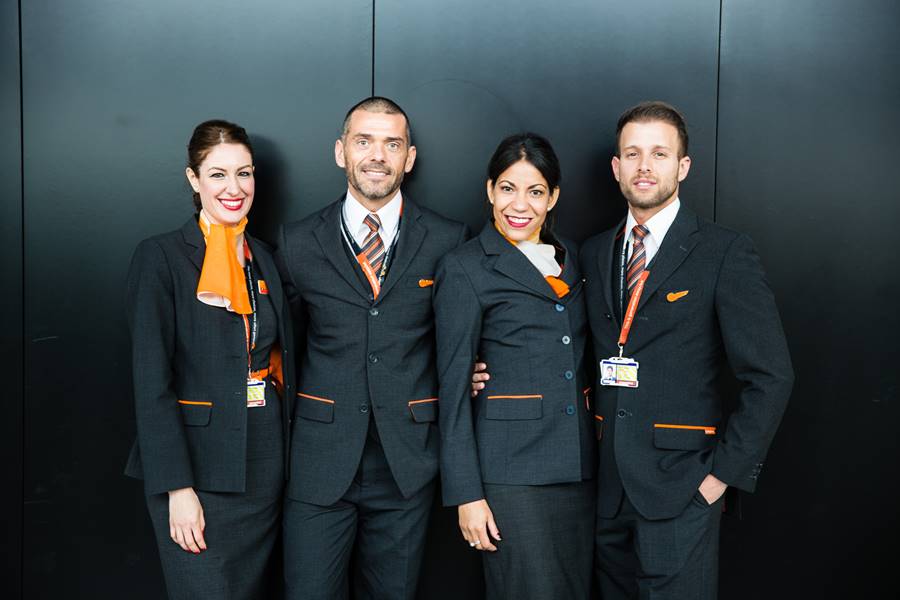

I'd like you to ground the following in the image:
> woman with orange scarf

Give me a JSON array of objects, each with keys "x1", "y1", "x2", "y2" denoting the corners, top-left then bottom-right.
[
  {"x1": 434, "y1": 134, "x2": 597, "y2": 599},
  {"x1": 124, "y1": 120, "x2": 295, "y2": 598}
]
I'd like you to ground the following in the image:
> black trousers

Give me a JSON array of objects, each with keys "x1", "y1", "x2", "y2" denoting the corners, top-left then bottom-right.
[
  {"x1": 147, "y1": 386, "x2": 284, "y2": 600},
  {"x1": 283, "y1": 430, "x2": 436, "y2": 600},
  {"x1": 595, "y1": 490, "x2": 723, "y2": 600},
  {"x1": 481, "y1": 479, "x2": 596, "y2": 600}
]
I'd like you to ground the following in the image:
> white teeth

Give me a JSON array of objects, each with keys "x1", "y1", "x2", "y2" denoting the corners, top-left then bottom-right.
[{"x1": 508, "y1": 216, "x2": 530, "y2": 224}]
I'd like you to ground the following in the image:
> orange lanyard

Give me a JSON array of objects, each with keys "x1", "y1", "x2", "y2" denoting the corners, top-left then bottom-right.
[{"x1": 617, "y1": 270, "x2": 649, "y2": 356}]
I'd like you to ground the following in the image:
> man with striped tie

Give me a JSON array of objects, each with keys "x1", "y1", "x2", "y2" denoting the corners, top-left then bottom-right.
[
  {"x1": 579, "y1": 101, "x2": 793, "y2": 600},
  {"x1": 276, "y1": 97, "x2": 469, "y2": 600}
]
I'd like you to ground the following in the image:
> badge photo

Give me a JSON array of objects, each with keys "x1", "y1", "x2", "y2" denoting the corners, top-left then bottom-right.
[{"x1": 600, "y1": 357, "x2": 640, "y2": 388}]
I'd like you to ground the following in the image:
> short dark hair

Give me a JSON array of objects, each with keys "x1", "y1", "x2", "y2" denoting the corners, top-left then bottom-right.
[
  {"x1": 615, "y1": 101, "x2": 689, "y2": 158},
  {"x1": 341, "y1": 96, "x2": 412, "y2": 145},
  {"x1": 187, "y1": 119, "x2": 254, "y2": 211},
  {"x1": 487, "y1": 132, "x2": 562, "y2": 238}
]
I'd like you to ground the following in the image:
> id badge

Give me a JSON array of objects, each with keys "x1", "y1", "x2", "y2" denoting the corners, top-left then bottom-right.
[
  {"x1": 600, "y1": 357, "x2": 640, "y2": 388},
  {"x1": 247, "y1": 378, "x2": 266, "y2": 407}
]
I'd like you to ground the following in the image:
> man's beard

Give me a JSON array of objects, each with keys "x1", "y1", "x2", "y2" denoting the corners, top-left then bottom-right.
[
  {"x1": 347, "y1": 164, "x2": 404, "y2": 203},
  {"x1": 620, "y1": 176, "x2": 677, "y2": 210}
]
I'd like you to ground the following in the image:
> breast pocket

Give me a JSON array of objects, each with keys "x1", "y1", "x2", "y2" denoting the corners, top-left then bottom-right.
[{"x1": 484, "y1": 395, "x2": 543, "y2": 420}]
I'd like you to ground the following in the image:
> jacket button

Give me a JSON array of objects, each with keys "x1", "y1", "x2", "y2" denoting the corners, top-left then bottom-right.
[
  {"x1": 555, "y1": 304, "x2": 565, "y2": 312},
  {"x1": 564, "y1": 370, "x2": 573, "y2": 380},
  {"x1": 605, "y1": 313, "x2": 612, "y2": 320},
  {"x1": 565, "y1": 405, "x2": 576, "y2": 415},
  {"x1": 561, "y1": 335, "x2": 571, "y2": 345},
  {"x1": 616, "y1": 409, "x2": 627, "y2": 418},
  {"x1": 369, "y1": 308, "x2": 379, "y2": 316},
  {"x1": 368, "y1": 353, "x2": 378, "y2": 363},
  {"x1": 359, "y1": 404, "x2": 369, "y2": 413}
]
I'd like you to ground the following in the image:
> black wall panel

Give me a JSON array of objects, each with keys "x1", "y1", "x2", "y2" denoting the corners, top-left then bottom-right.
[
  {"x1": 1, "y1": 0, "x2": 23, "y2": 596},
  {"x1": 716, "y1": 2, "x2": 900, "y2": 598},
  {"x1": 21, "y1": 1, "x2": 371, "y2": 597},
  {"x1": 374, "y1": 0, "x2": 721, "y2": 240}
]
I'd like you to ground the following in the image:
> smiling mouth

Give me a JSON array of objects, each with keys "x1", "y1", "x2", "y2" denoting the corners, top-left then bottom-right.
[
  {"x1": 218, "y1": 197, "x2": 245, "y2": 211},
  {"x1": 362, "y1": 167, "x2": 391, "y2": 178},
  {"x1": 633, "y1": 179, "x2": 656, "y2": 190},
  {"x1": 504, "y1": 215, "x2": 533, "y2": 228}
]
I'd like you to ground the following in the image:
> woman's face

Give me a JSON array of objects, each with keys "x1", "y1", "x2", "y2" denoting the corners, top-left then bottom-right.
[
  {"x1": 186, "y1": 143, "x2": 255, "y2": 226},
  {"x1": 488, "y1": 159, "x2": 559, "y2": 244}
]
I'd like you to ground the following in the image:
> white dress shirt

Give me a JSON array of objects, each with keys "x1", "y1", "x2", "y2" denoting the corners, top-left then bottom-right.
[
  {"x1": 623, "y1": 198, "x2": 681, "y2": 265},
  {"x1": 342, "y1": 188, "x2": 403, "y2": 251}
]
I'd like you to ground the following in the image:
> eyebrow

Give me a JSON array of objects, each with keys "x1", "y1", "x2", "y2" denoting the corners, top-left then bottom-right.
[
  {"x1": 353, "y1": 133, "x2": 406, "y2": 144},
  {"x1": 206, "y1": 164, "x2": 253, "y2": 172}
]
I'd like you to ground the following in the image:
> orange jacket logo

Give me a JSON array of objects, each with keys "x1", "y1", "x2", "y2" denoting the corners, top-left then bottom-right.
[
  {"x1": 666, "y1": 290, "x2": 689, "y2": 302},
  {"x1": 418, "y1": 279, "x2": 434, "y2": 288},
  {"x1": 257, "y1": 280, "x2": 269, "y2": 295}
]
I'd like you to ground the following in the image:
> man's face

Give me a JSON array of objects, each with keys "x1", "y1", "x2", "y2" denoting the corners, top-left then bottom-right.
[
  {"x1": 611, "y1": 120, "x2": 691, "y2": 212},
  {"x1": 335, "y1": 110, "x2": 416, "y2": 207}
]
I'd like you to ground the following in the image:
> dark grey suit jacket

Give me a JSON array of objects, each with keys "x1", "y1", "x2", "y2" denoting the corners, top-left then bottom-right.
[
  {"x1": 434, "y1": 224, "x2": 597, "y2": 507},
  {"x1": 124, "y1": 217, "x2": 296, "y2": 496},
  {"x1": 580, "y1": 204, "x2": 793, "y2": 520},
  {"x1": 275, "y1": 196, "x2": 469, "y2": 506}
]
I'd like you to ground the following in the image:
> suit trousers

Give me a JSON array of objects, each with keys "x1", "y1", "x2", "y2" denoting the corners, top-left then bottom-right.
[
  {"x1": 283, "y1": 426, "x2": 436, "y2": 600},
  {"x1": 481, "y1": 479, "x2": 596, "y2": 600},
  {"x1": 147, "y1": 384, "x2": 284, "y2": 600},
  {"x1": 595, "y1": 490, "x2": 722, "y2": 600}
]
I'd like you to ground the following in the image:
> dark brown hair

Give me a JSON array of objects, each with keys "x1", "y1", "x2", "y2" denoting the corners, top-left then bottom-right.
[
  {"x1": 187, "y1": 119, "x2": 254, "y2": 210},
  {"x1": 615, "y1": 101, "x2": 689, "y2": 158},
  {"x1": 341, "y1": 96, "x2": 412, "y2": 145}
]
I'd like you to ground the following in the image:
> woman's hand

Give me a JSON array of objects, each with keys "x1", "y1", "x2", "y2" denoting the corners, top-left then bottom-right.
[
  {"x1": 470, "y1": 361, "x2": 490, "y2": 397},
  {"x1": 168, "y1": 487, "x2": 207, "y2": 553},
  {"x1": 458, "y1": 499, "x2": 501, "y2": 551}
]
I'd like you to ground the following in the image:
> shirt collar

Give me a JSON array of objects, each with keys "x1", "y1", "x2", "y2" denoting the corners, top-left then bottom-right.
[
  {"x1": 624, "y1": 197, "x2": 681, "y2": 244},
  {"x1": 343, "y1": 187, "x2": 403, "y2": 236}
]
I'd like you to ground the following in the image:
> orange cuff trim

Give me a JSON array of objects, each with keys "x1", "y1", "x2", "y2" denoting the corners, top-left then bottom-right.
[
  {"x1": 583, "y1": 387, "x2": 592, "y2": 395},
  {"x1": 297, "y1": 392, "x2": 335, "y2": 404},
  {"x1": 594, "y1": 414, "x2": 604, "y2": 421},
  {"x1": 486, "y1": 394, "x2": 542, "y2": 400},
  {"x1": 178, "y1": 400, "x2": 212, "y2": 407},
  {"x1": 408, "y1": 397, "x2": 438, "y2": 405},
  {"x1": 418, "y1": 279, "x2": 434, "y2": 288},
  {"x1": 654, "y1": 423, "x2": 716, "y2": 435}
]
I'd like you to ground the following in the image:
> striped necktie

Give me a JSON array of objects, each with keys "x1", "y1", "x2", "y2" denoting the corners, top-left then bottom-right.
[
  {"x1": 626, "y1": 224, "x2": 650, "y2": 293},
  {"x1": 362, "y1": 213, "x2": 385, "y2": 273}
]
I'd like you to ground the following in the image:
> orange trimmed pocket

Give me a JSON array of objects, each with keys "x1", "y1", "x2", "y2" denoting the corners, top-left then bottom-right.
[
  {"x1": 178, "y1": 400, "x2": 212, "y2": 406},
  {"x1": 594, "y1": 413, "x2": 604, "y2": 440},
  {"x1": 297, "y1": 392, "x2": 335, "y2": 404},
  {"x1": 408, "y1": 397, "x2": 438, "y2": 423},
  {"x1": 583, "y1": 387, "x2": 593, "y2": 410},
  {"x1": 484, "y1": 394, "x2": 542, "y2": 420},
  {"x1": 654, "y1": 423, "x2": 716, "y2": 435},
  {"x1": 486, "y1": 394, "x2": 542, "y2": 400}
]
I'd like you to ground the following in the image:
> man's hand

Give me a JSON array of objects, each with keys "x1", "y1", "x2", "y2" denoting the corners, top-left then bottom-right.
[
  {"x1": 168, "y1": 487, "x2": 207, "y2": 553},
  {"x1": 458, "y1": 499, "x2": 501, "y2": 551},
  {"x1": 698, "y1": 474, "x2": 728, "y2": 505},
  {"x1": 471, "y1": 362, "x2": 490, "y2": 397}
]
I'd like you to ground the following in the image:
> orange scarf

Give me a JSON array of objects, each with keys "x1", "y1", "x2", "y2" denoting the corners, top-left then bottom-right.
[
  {"x1": 494, "y1": 221, "x2": 570, "y2": 298},
  {"x1": 196, "y1": 212, "x2": 252, "y2": 314}
]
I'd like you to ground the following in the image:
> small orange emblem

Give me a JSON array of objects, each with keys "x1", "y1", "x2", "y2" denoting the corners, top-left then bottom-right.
[
  {"x1": 666, "y1": 290, "x2": 689, "y2": 302},
  {"x1": 418, "y1": 279, "x2": 434, "y2": 288},
  {"x1": 258, "y1": 280, "x2": 269, "y2": 295}
]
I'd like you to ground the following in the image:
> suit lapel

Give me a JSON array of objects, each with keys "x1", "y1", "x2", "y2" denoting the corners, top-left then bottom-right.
[
  {"x1": 246, "y1": 236, "x2": 284, "y2": 320},
  {"x1": 180, "y1": 217, "x2": 206, "y2": 272},
  {"x1": 637, "y1": 206, "x2": 699, "y2": 312},
  {"x1": 375, "y1": 197, "x2": 426, "y2": 303},
  {"x1": 480, "y1": 223, "x2": 561, "y2": 303},
  {"x1": 597, "y1": 219, "x2": 626, "y2": 327},
  {"x1": 312, "y1": 197, "x2": 372, "y2": 302}
]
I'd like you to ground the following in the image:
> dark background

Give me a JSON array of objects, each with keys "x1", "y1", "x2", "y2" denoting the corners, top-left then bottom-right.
[{"x1": 5, "y1": 0, "x2": 898, "y2": 597}]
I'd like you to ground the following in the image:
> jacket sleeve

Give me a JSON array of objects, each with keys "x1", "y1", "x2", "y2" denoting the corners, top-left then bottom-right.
[
  {"x1": 433, "y1": 253, "x2": 485, "y2": 506},
  {"x1": 274, "y1": 225, "x2": 307, "y2": 359},
  {"x1": 126, "y1": 239, "x2": 194, "y2": 495},
  {"x1": 710, "y1": 234, "x2": 794, "y2": 492}
]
